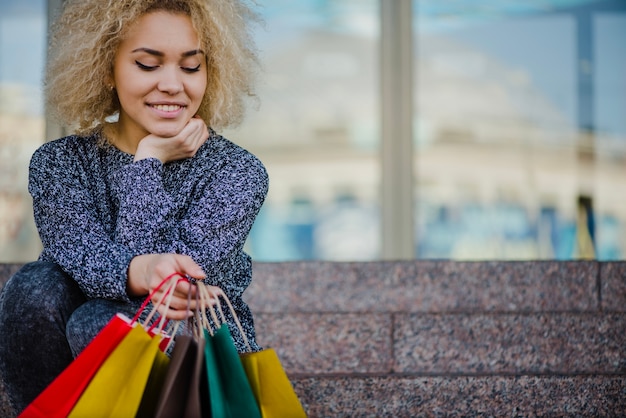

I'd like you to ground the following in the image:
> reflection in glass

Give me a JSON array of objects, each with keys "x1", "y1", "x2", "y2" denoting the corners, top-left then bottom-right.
[
  {"x1": 414, "y1": 0, "x2": 626, "y2": 260},
  {"x1": 231, "y1": 0, "x2": 381, "y2": 261},
  {"x1": 0, "y1": 0, "x2": 46, "y2": 262}
]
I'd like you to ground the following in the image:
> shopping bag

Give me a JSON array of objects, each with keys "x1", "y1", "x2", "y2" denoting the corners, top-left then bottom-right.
[
  {"x1": 203, "y1": 325, "x2": 261, "y2": 418},
  {"x1": 68, "y1": 323, "x2": 164, "y2": 417},
  {"x1": 153, "y1": 334, "x2": 207, "y2": 418},
  {"x1": 184, "y1": 336, "x2": 208, "y2": 418},
  {"x1": 18, "y1": 313, "x2": 133, "y2": 418},
  {"x1": 155, "y1": 288, "x2": 213, "y2": 418},
  {"x1": 196, "y1": 284, "x2": 261, "y2": 418},
  {"x1": 69, "y1": 275, "x2": 186, "y2": 417},
  {"x1": 240, "y1": 349, "x2": 308, "y2": 418},
  {"x1": 200, "y1": 284, "x2": 307, "y2": 418},
  {"x1": 136, "y1": 343, "x2": 171, "y2": 418}
]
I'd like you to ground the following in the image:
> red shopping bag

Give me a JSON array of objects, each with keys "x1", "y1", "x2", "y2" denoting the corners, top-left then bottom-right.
[
  {"x1": 18, "y1": 313, "x2": 133, "y2": 418},
  {"x1": 19, "y1": 273, "x2": 185, "y2": 418}
]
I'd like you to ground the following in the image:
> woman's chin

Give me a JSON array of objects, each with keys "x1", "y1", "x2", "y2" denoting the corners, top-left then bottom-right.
[{"x1": 149, "y1": 125, "x2": 185, "y2": 138}]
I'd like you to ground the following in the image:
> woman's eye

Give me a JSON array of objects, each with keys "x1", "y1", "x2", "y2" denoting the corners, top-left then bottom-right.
[
  {"x1": 135, "y1": 60, "x2": 158, "y2": 71},
  {"x1": 181, "y1": 64, "x2": 201, "y2": 73}
]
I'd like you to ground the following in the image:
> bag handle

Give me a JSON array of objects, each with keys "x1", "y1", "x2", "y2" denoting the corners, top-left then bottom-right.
[
  {"x1": 143, "y1": 276, "x2": 187, "y2": 333},
  {"x1": 196, "y1": 283, "x2": 220, "y2": 337},
  {"x1": 181, "y1": 280, "x2": 216, "y2": 340},
  {"x1": 197, "y1": 283, "x2": 252, "y2": 352},
  {"x1": 131, "y1": 272, "x2": 188, "y2": 343},
  {"x1": 132, "y1": 272, "x2": 183, "y2": 324}
]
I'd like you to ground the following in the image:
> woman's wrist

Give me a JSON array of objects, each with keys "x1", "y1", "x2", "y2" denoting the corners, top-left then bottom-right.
[{"x1": 127, "y1": 255, "x2": 151, "y2": 297}]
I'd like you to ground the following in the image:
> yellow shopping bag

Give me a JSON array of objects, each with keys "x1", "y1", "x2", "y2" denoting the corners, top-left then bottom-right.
[
  {"x1": 240, "y1": 348, "x2": 307, "y2": 418},
  {"x1": 68, "y1": 323, "x2": 165, "y2": 418}
]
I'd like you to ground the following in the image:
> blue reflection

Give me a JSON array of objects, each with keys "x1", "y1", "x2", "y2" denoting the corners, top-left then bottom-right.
[
  {"x1": 415, "y1": 201, "x2": 606, "y2": 260},
  {"x1": 244, "y1": 0, "x2": 626, "y2": 262}
]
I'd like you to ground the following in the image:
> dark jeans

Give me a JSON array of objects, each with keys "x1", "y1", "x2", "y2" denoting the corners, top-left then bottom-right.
[{"x1": 0, "y1": 262, "x2": 139, "y2": 415}]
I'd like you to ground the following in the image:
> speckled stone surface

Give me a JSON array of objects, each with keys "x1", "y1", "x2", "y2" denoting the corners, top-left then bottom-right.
[
  {"x1": 247, "y1": 260, "x2": 599, "y2": 313},
  {"x1": 1, "y1": 261, "x2": 625, "y2": 417},
  {"x1": 291, "y1": 375, "x2": 626, "y2": 417},
  {"x1": 601, "y1": 262, "x2": 626, "y2": 312},
  {"x1": 393, "y1": 313, "x2": 626, "y2": 374},
  {"x1": 254, "y1": 312, "x2": 394, "y2": 374},
  {"x1": 254, "y1": 311, "x2": 626, "y2": 376}
]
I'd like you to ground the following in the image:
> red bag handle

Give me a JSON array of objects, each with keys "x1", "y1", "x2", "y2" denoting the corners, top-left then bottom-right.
[{"x1": 132, "y1": 272, "x2": 186, "y2": 324}]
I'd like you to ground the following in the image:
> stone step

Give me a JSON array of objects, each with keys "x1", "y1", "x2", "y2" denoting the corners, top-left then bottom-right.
[
  {"x1": 245, "y1": 260, "x2": 626, "y2": 313},
  {"x1": 245, "y1": 260, "x2": 626, "y2": 416},
  {"x1": 0, "y1": 261, "x2": 624, "y2": 416},
  {"x1": 291, "y1": 375, "x2": 626, "y2": 417},
  {"x1": 254, "y1": 312, "x2": 625, "y2": 376}
]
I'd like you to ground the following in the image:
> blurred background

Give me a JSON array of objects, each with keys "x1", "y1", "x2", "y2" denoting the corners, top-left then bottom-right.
[{"x1": 0, "y1": 0, "x2": 624, "y2": 263}]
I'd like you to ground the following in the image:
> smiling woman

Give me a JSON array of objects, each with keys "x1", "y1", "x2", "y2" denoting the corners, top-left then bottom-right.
[
  {"x1": 45, "y1": 0, "x2": 259, "y2": 134},
  {"x1": 0, "y1": 0, "x2": 268, "y2": 414},
  {"x1": 107, "y1": 11, "x2": 209, "y2": 157}
]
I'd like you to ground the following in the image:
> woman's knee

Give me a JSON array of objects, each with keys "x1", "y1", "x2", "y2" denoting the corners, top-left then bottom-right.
[
  {"x1": 66, "y1": 298, "x2": 137, "y2": 357},
  {"x1": 0, "y1": 261, "x2": 86, "y2": 322}
]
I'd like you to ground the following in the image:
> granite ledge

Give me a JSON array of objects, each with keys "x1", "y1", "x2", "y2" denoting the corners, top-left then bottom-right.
[
  {"x1": 601, "y1": 262, "x2": 626, "y2": 312},
  {"x1": 291, "y1": 375, "x2": 626, "y2": 418},
  {"x1": 247, "y1": 260, "x2": 600, "y2": 313},
  {"x1": 0, "y1": 261, "x2": 608, "y2": 315},
  {"x1": 255, "y1": 311, "x2": 626, "y2": 376}
]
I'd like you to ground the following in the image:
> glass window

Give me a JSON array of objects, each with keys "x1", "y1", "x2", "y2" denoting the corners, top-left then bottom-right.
[
  {"x1": 7, "y1": 0, "x2": 622, "y2": 263},
  {"x1": 0, "y1": 0, "x2": 46, "y2": 262},
  {"x1": 414, "y1": 0, "x2": 626, "y2": 260},
  {"x1": 232, "y1": 0, "x2": 381, "y2": 261},
  {"x1": 593, "y1": 11, "x2": 626, "y2": 259}
]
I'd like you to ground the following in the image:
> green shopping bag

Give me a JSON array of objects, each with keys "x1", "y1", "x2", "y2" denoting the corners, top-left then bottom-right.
[
  {"x1": 195, "y1": 283, "x2": 260, "y2": 418},
  {"x1": 203, "y1": 324, "x2": 261, "y2": 418}
]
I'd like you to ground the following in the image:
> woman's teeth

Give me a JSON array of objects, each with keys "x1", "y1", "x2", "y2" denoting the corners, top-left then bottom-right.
[{"x1": 152, "y1": 104, "x2": 181, "y2": 112}]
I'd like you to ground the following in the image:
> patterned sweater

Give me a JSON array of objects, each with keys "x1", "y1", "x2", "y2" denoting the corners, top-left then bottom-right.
[{"x1": 28, "y1": 130, "x2": 268, "y2": 348}]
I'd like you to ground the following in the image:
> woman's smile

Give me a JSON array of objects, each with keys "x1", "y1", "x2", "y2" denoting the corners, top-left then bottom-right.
[{"x1": 149, "y1": 102, "x2": 187, "y2": 118}]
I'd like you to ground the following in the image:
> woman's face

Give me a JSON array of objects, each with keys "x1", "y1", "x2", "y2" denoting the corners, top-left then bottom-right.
[{"x1": 112, "y1": 11, "x2": 207, "y2": 144}]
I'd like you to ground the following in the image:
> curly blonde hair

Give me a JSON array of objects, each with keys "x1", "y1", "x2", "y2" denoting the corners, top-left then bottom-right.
[{"x1": 46, "y1": 0, "x2": 261, "y2": 134}]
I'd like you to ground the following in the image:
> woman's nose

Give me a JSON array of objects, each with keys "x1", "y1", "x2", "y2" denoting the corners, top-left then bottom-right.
[{"x1": 157, "y1": 67, "x2": 183, "y2": 95}]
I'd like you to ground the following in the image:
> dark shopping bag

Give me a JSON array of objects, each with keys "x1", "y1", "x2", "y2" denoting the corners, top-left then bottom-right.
[{"x1": 154, "y1": 334, "x2": 206, "y2": 418}]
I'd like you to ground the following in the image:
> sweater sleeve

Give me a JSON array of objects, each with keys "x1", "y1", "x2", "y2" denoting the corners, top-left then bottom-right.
[
  {"x1": 176, "y1": 151, "x2": 268, "y2": 296},
  {"x1": 111, "y1": 146, "x2": 269, "y2": 296},
  {"x1": 29, "y1": 143, "x2": 134, "y2": 301}
]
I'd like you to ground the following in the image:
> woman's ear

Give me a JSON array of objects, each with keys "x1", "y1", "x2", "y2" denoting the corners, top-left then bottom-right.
[{"x1": 105, "y1": 74, "x2": 116, "y2": 91}]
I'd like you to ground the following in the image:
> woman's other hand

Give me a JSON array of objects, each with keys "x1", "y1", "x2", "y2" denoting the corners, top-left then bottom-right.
[{"x1": 127, "y1": 253, "x2": 222, "y2": 320}]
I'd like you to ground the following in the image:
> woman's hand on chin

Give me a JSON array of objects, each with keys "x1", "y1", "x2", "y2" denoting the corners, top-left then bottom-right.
[{"x1": 134, "y1": 116, "x2": 209, "y2": 163}]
